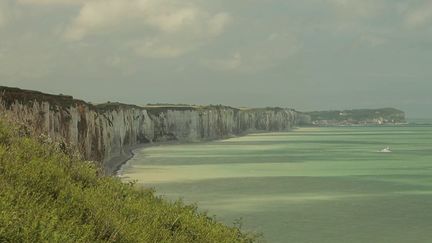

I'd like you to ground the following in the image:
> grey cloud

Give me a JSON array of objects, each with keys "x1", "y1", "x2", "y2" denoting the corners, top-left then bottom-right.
[
  {"x1": 404, "y1": 1, "x2": 432, "y2": 28},
  {"x1": 62, "y1": 0, "x2": 231, "y2": 58}
]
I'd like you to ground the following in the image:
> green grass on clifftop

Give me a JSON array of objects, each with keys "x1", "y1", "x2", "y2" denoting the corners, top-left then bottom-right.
[{"x1": 0, "y1": 120, "x2": 257, "y2": 242}]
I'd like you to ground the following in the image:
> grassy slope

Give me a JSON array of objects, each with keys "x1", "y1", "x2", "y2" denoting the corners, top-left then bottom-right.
[{"x1": 0, "y1": 120, "x2": 256, "y2": 243}]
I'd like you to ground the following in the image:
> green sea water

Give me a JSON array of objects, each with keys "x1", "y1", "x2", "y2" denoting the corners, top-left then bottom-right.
[{"x1": 120, "y1": 126, "x2": 432, "y2": 243}]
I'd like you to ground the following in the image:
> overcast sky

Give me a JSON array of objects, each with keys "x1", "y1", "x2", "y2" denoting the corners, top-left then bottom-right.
[{"x1": 0, "y1": 0, "x2": 431, "y2": 118}]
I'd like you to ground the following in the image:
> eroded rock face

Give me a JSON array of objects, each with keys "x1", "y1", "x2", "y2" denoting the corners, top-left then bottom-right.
[{"x1": 0, "y1": 87, "x2": 302, "y2": 172}]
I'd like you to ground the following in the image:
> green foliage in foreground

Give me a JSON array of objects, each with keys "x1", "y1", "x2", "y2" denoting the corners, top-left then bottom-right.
[{"x1": 0, "y1": 120, "x2": 257, "y2": 242}]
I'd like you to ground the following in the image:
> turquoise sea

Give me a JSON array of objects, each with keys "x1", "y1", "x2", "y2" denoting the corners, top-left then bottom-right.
[{"x1": 120, "y1": 125, "x2": 432, "y2": 242}]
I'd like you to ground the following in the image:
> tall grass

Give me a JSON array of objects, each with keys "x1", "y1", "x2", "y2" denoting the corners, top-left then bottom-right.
[{"x1": 0, "y1": 120, "x2": 258, "y2": 242}]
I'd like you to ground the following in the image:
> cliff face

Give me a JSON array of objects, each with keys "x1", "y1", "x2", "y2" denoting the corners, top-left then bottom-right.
[
  {"x1": 305, "y1": 108, "x2": 406, "y2": 126},
  {"x1": 0, "y1": 87, "x2": 301, "y2": 173}
]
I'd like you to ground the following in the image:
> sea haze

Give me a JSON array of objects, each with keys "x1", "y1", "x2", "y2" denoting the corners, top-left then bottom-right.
[{"x1": 121, "y1": 126, "x2": 432, "y2": 243}]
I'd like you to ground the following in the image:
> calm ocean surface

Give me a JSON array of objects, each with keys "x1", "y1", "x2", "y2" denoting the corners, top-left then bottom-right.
[{"x1": 120, "y1": 126, "x2": 432, "y2": 242}]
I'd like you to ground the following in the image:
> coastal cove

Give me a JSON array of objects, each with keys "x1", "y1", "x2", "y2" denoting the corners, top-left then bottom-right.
[
  {"x1": 110, "y1": 133, "x2": 248, "y2": 175},
  {"x1": 120, "y1": 125, "x2": 432, "y2": 243}
]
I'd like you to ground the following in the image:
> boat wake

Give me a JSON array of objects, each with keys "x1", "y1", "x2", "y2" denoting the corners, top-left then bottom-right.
[{"x1": 379, "y1": 146, "x2": 392, "y2": 153}]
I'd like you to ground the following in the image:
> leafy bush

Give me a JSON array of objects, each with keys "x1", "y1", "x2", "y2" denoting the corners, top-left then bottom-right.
[{"x1": 0, "y1": 120, "x2": 257, "y2": 242}]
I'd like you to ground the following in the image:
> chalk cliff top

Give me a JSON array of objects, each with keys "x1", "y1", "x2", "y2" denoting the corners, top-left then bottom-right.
[
  {"x1": 0, "y1": 86, "x2": 296, "y2": 113},
  {"x1": 1, "y1": 86, "x2": 404, "y2": 124}
]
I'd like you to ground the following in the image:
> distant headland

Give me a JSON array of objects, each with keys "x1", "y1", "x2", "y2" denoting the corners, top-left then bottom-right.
[{"x1": 302, "y1": 108, "x2": 406, "y2": 126}]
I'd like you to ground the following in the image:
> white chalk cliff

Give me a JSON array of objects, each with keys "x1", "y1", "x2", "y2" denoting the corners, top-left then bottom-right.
[{"x1": 0, "y1": 87, "x2": 304, "y2": 173}]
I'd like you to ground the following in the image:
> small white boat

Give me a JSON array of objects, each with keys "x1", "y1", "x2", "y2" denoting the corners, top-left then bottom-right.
[{"x1": 379, "y1": 146, "x2": 392, "y2": 153}]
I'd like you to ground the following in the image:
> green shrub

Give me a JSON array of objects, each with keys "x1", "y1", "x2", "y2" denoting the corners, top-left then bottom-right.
[{"x1": 0, "y1": 120, "x2": 258, "y2": 242}]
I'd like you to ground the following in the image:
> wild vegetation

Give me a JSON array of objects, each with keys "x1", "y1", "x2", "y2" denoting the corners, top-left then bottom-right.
[{"x1": 0, "y1": 119, "x2": 257, "y2": 242}]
